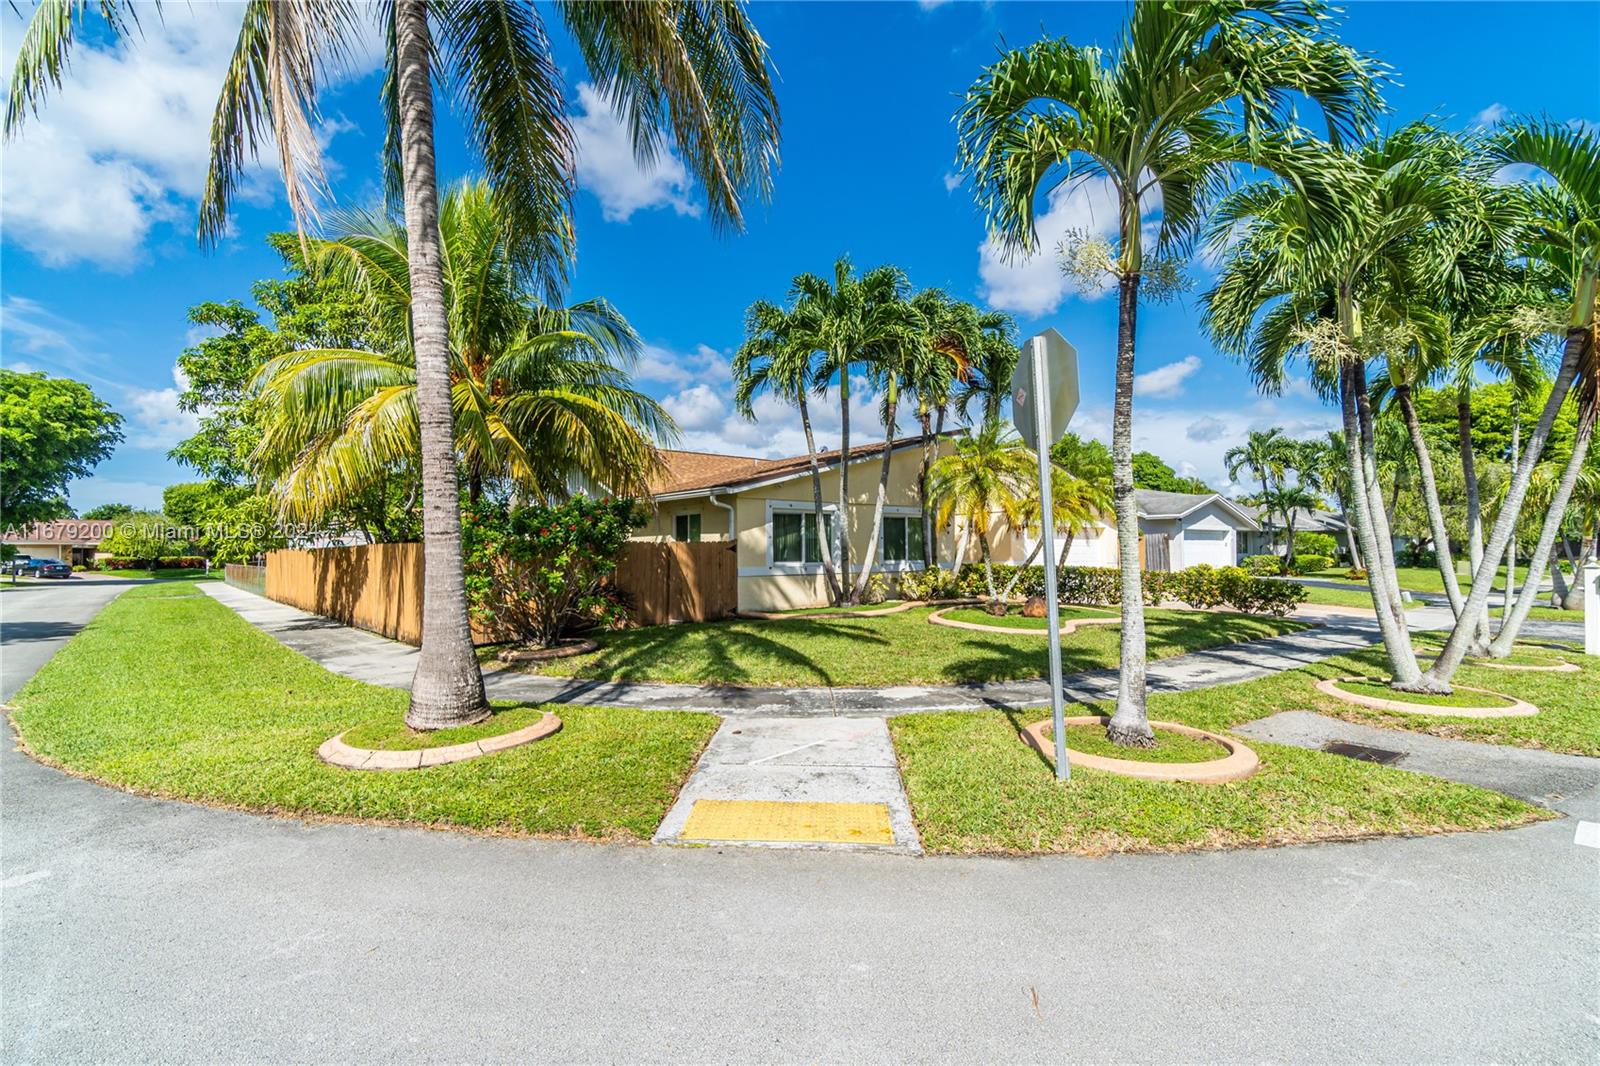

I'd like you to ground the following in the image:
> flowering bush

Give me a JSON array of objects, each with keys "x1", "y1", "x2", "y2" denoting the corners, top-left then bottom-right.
[{"x1": 461, "y1": 497, "x2": 643, "y2": 647}]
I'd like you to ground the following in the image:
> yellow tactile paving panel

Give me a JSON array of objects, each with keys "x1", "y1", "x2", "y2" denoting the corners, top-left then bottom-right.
[{"x1": 680, "y1": 799, "x2": 894, "y2": 845}]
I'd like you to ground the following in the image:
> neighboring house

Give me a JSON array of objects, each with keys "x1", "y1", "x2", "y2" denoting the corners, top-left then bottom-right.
[
  {"x1": 640, "y1": 435, "x2": 958, "y2": 612},
  {"x1": 1004, "y1": 490, "x2": 1259, "y2": 572},
  {"x1": 1, "y1": 520, "x2": 116, "y2": 566},
  {"x1": 1238, "y1": 505, "x2": 1353, "y2": 560}
]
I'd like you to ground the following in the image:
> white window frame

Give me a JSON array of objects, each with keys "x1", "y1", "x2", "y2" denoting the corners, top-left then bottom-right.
[
  {"x1": 673, "y1": 512, "x2": 702, "y2": 543},
  {"x1": 763, "y1": 499, "x2": 839, "y2": 574},
  {"x1": 876, "y1": 506, "x2": 927, "y2": 572}
]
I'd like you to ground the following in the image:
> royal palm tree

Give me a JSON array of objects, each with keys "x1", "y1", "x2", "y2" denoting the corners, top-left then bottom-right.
[
  {"x1": 956, "y1": 0, "x2": 1381, "y2": 744},
  {"x1": 7, "y1": 0, "x2": 780, "y2": 729},
  {"x1": 253, "y1": 181, "x2": 673, "y2": 520},
  {"x1": 788, "y1": 259, "x2": 910, "y2": 603},
  {"x1": 903, "y1": 290, "x2": 983, "y2": 568},
  {"x1": 1429, "y1": 121, "x2": 1600, "y2": 677},
  {"x1": 926, "y1": 421, "x2": 1035, "y2": 605},
  {"x1": 733, "y1": 299, "x2": 840, "y2": 602}
]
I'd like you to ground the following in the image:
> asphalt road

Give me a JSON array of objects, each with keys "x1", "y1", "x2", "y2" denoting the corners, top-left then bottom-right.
[{"x1": 2, "y1": 579, "x2": 1597, "y2": 1064}]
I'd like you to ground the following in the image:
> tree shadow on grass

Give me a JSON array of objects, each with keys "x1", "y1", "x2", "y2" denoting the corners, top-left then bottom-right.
[{"x1": 564, "y1": 616, "x2": 893, "y2": 687}]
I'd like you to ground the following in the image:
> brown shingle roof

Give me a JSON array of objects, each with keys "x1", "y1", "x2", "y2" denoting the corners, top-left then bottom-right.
[{"x1": 651, "y1": 434, "x2": 943, "y2": 496}]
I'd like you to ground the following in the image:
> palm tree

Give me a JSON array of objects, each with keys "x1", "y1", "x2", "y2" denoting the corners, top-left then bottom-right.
[
  {"x1": 953, "y1": 313, "x2": 1021, "y2": 428},
  {"x1": 7, "y1": 0, "x2": 780, "y2": 729},
  {"x1": 733, "y1": 299, "x2": 840, "y2": 602},
  {"x1": 903, "y1": 291, "x2": 983, "y2": 568},
  {"x1": 788, "y1": 259, "x2": 910, "y2": 603},
  {"x1": 1428, "y1": 121, "x2": 1600, "y2": 678},
  {"x1": 252, "y1": 181, "x2": 674, "y2": 520},
  {"x1": 1203, "y1": 124, "x2": 1469, "y2": 691},
  {"x1": 1224, "y1": 428, "x2": 1295, "y2": 553},
  {"x1": 956, "y1": 0, "x2": 1381, "y2": 744},
  {"x1": 1000, "y1": 464, "x2": 1113, "y2": 601},
  {"x1": 926, "y1": 421, "x2": 1035, "y2": 605},
  {"x1": 1259, "y1": 482, "x2": 1321, "y2": 567}
]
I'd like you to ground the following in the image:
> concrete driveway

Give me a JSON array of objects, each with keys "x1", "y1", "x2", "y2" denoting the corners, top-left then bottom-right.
[{"x1": 2, "y1": 579, "x2": 1597, "y2": 1063}]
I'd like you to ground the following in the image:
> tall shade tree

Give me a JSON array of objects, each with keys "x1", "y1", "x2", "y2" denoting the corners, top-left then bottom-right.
[
  {"x1": 7, "y1": 0, "x2": 780, "y2": 729},
  {"x1": 1203, "y1": 124, "x2": 1469, "y2": 691},
  {"x1": 1430, "y1": 121, "x2": 1600, "y2": 677},
  {"x1": 788, "y1": 259, "x2": 910, "y2": 603},
  {"x1": 733, "y1": 298, "x2": 840, "y2": 602},
  {"x1": 926, "y1": 420, "x2": 1035, "y2": 604},
  {"x1": 0, "y1": 371, "x2": 124, "y2": 529},
  {"x1": 956, "y1": 0, "x2": 1381, "y2": 744},
  {"x1": 252, "y1": 181, "x2": 674, "y2": 521}
]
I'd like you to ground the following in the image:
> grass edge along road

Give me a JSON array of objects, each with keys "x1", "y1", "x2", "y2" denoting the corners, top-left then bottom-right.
[{"x1": 10, "y1": 584, "x2": 717, "y2": 841}]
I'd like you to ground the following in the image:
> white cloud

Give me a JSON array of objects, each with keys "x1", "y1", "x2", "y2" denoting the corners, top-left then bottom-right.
[
  {"x1": 662, "y1": 384, "x2": 727, "y2": 433},
  {"x1": 942, "y1": 172, "x2": 962, "y2": 193},
  {"x1": 1186, "y1": 416, "x2": 1227, "y2": 443},
  {"x1": 571, "y1": 82, "x2": 699, "y2": 223},
  {"x1": 1134, "y1": 355, "x2": 1202, "y2": 399},
  {"x1": 636, "y1": 342, "x2": 730, "y2": 387},
  {"x1": 977, "y1": 176, "x2": 1120, "y2": 315},
  {"x1": 918, "y1": 0, "x2": 953, "y2": 9},
  {"x1": 1473, "y1": 102, "x2": 1508, "y2": 128},
  {"x1": 0, "y1": 4, "x2": 373, "y2": 270},
  {"x1": 123, "y1": 365, "x2": 199, "y2": 450}
]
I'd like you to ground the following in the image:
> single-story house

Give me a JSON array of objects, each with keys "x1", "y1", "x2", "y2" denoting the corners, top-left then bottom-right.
[
  {"x1": 641, "y1": 435, "x2": 959, "y2": 612},
  {"x1": 1001, "y1": 490, "x2": 1260, "y2": 571},
  {"x1": 1238, "y1": 505, "x2": 1353, "y2": 560},
  {"x1": 1, "y1": 520, "x2": 116, "y2": 566}
]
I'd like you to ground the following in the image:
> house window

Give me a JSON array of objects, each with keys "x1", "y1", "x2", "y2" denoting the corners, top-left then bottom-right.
[
  {"x1": 772, "y1": 511, "x2": 834, "y2": 564},
  {"x1": 881, "y1": 515, "x2": 924, "y2": 563},
  {"x1": 674, "y1": 513, "x2": 701, "y2": 542}
]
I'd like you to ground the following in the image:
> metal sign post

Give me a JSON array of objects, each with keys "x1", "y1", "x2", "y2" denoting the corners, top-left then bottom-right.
[{"x1": 1010, "y1": 329, "x2": 1080, "y2": 781}]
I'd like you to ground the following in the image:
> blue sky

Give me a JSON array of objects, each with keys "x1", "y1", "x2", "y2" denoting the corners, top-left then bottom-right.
[{"x1": 2, "y1": 1, "x2": 1597, "y2": 511}]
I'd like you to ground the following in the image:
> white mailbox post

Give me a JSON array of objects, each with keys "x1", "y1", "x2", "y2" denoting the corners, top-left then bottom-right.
[{"x1": 1585, "y1": 563, "x2": 1599, "y2": 658}]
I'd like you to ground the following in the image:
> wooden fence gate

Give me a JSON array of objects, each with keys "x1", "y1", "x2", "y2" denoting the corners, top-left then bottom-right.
[{"x1": 613, "y1": 541, "x2": 737, "y2": 625}]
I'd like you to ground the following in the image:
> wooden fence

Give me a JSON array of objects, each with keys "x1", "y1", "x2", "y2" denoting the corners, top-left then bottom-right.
[
  {"x1": 222, "y1": 562, "x2": 266, "y2": 597},
  {"x1": 612, "y1": 541, "x2": 737, "y2": 626},
  {"x1": 260, "y1": 539, "x2": 737, "y2": 645}
]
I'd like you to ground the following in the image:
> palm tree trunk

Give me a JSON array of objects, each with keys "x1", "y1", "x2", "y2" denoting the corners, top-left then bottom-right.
[
  {"x1": 1339, "y1": 359, "x2": 1422, "y2": 684},
  {"x1": 1457, "y1": 396, "x2": 1491, "y2": 645},
  {"x1": 836, "y1": 351, "x2": 852, "y2": 604},
  {"x1": 1354, "y1": 362, "x2": 1413, "y2": 638},
  {"x1": 1550, "y1": 540, "x2": 1571, "y2": 607},
  {"x1": 1396, "y1": 384, "x2": 1464, "y2": 614},
  {"x1": 918, "y1": 407, "x2": 935, "y2": 568},
  {"x1": 1001, "y1": 535, "x2": 1046, "y2": 601},
  {"x1": 852, "y1": 382, "x2": 897, "y2": 600},
  {"x1": 1489, "y1": 406, "x2": 1595, "y2": 654},
  {"x1": 1057, "y1": 528, "x2": 1074, "y2": 570},
  {"x1": 395, "y1": 0, "x2": 487, "y2": 730},
  {"x1": 1424, "y1": 325, "x2": 1589, "y2": 686},
  {"x1": 978, "y1": 529, "x2": 998, "y2": 603},
  {"x1": 1106, "y1": 271, "x2": 1152, "y2": 748},
  {"x1": 798, "y1": 392, "x2": 841, "y2": 603},
  {"x1": 1504, "y1": 410, "x2": 1520, "y2": 624},
  {"x1": 1341, "y1": 499, "x2": 1363, "y2": 570}
]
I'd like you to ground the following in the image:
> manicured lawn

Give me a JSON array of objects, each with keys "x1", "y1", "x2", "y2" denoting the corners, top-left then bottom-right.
[
  {"x1": 341, "y1": 704, "x2": 551, "y2": 750},
  {"x1": 1051, "y1": 723, "x2": 1224, "y2": 763},
  {"x1": 1333, "y1": 678, "x2": 1513, "y2": 709},
  {"x1": 534, "y1": 607, "x2": 1307, "y2": 687},
  {"x1": 773, "y1": 600, "x2": 910, "y2": 615},
  {"x1": 1299, "y1": 584, "x2": 1421, "y2": 611},
  {"x1": 1308, "y1": 564, "x2": 1504, "y2": 595},
  {"x1": 940, "y1": 604, "x2": 1119, "y2": 629},
  {"x1": 89, "y1": 568, "x2": 220, "y2": 581},
  {"x1": 889, "y1": 637, "x2": 1582, "y2": 854},
  {"x1": 9, "y1": 585, "x2": 718, "y2": 840}
]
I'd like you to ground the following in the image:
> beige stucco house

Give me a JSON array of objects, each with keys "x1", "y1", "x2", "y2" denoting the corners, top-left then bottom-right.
[
  {"x1": 1, "y1": 520, "x2": 116, "y2": 566},
  {"x1": 640, "y1": 435, "x2": 959, "y2": 611}
]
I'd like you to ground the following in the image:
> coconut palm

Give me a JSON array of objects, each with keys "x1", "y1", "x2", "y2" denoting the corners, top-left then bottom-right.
[
  {"x1": 956, "y1": 0, "x2": 1381, "y2": 744},
  {"x1": 1429, "y1": 121, "x2": 1600, "y2": 677},
  {"x1": 788, "y1": 259, "x2": 911, "y2": 603},
  {"x1": 7, "y1": 0, "x2": 780, "y2": 729},
  {"x1": 926, "y1": 421, "x2": 1035, "y2": 605},
  {"x1": 253, "y1": 181, "x2": 673, "y2": 521},
  {"x1": 734, "y1": 299, "x2": 840, "y2": 602}
]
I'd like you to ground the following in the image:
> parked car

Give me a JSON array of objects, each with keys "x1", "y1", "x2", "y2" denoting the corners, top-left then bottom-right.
[
  {"x1": 36, "y1": 558, "x2": 73, "y2": 579},
  {"x1": 2, "y1": 554, "x2": 34, "y2": 576}
]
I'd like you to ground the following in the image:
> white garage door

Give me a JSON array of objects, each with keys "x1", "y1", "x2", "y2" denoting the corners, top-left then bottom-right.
[{"x1": 1183, "y1": 528, "x2": 1233, "y2": 568}]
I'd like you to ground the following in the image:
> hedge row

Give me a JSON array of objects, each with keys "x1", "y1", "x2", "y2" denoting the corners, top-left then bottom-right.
[
  {"x1": 946, "y1": 563, "x2": 1305, "y2": 617},
  {"x1": 96, "y1": 557, "x2": 210, "y2": 570}
]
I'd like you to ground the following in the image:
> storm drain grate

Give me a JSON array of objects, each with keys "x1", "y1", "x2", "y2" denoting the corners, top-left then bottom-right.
[{"x1": 1321, "y1": 741, "x2": 1406, "y2": 765}]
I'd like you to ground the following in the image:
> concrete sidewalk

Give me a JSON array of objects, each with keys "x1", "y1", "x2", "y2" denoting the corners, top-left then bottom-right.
[{"x1": 202, "y1": 582, "x2": 1395, "y2": 715}]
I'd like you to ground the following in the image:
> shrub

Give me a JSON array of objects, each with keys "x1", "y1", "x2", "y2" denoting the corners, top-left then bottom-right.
[
  {"x1": 462, "y1": 497, "x2": 643, "y2": 647},
  {"x1": 860, "y1": 574, "x2": 890, "y2": 605},
  {"x1": 951, "y1": 562, "x2": 1305, "y2": 615},
  {"x1": 1345, "y1": 567, "x2": 1368, "y2": 581},
  {"x1": 1296, "y1": 532, "x2": 1338, "y2": 558},
  {"x1": 1289, "y1": 553, "x2": 1333, "y2": 575},
  {"x1": 899, "y1": 568, "x2": 959, "y2": 601},
  {"x1": 1243, "y1": 554, "x2": 1282, "y2": 576}
]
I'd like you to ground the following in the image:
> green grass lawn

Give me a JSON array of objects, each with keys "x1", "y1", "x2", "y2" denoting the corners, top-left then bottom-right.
[
  {"x1": 772, "y1": 600, "x2": 910, "y2": 615},
  {"x1": 534, "y1": 607, "x2": 1306, "y2": 687},
  {"x1": 1333, "y1": 678, "x2": 1513, "y2": 708},
  {"x1": 888, "y1": 637, "x2": 1589, "y2": 854},
  {"x1": 940, "y1": 604, "x2": 1119, "y2": 629},
  {"x1": 9, "y1": 585, "x2": 718, "y2": 840},
  {"x1": 1298, "y1": 584, "x2": 1422, "y2": 611},
  {"x1": 1050, "y1": 723, "x2": 1225, "y2": 763},
  {"x1": 1308, "y1": 564, "x2": 1505, "y2": 595},
  {"x1": 88, "y1": 568, "x2": 220, "y2": 581}
]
